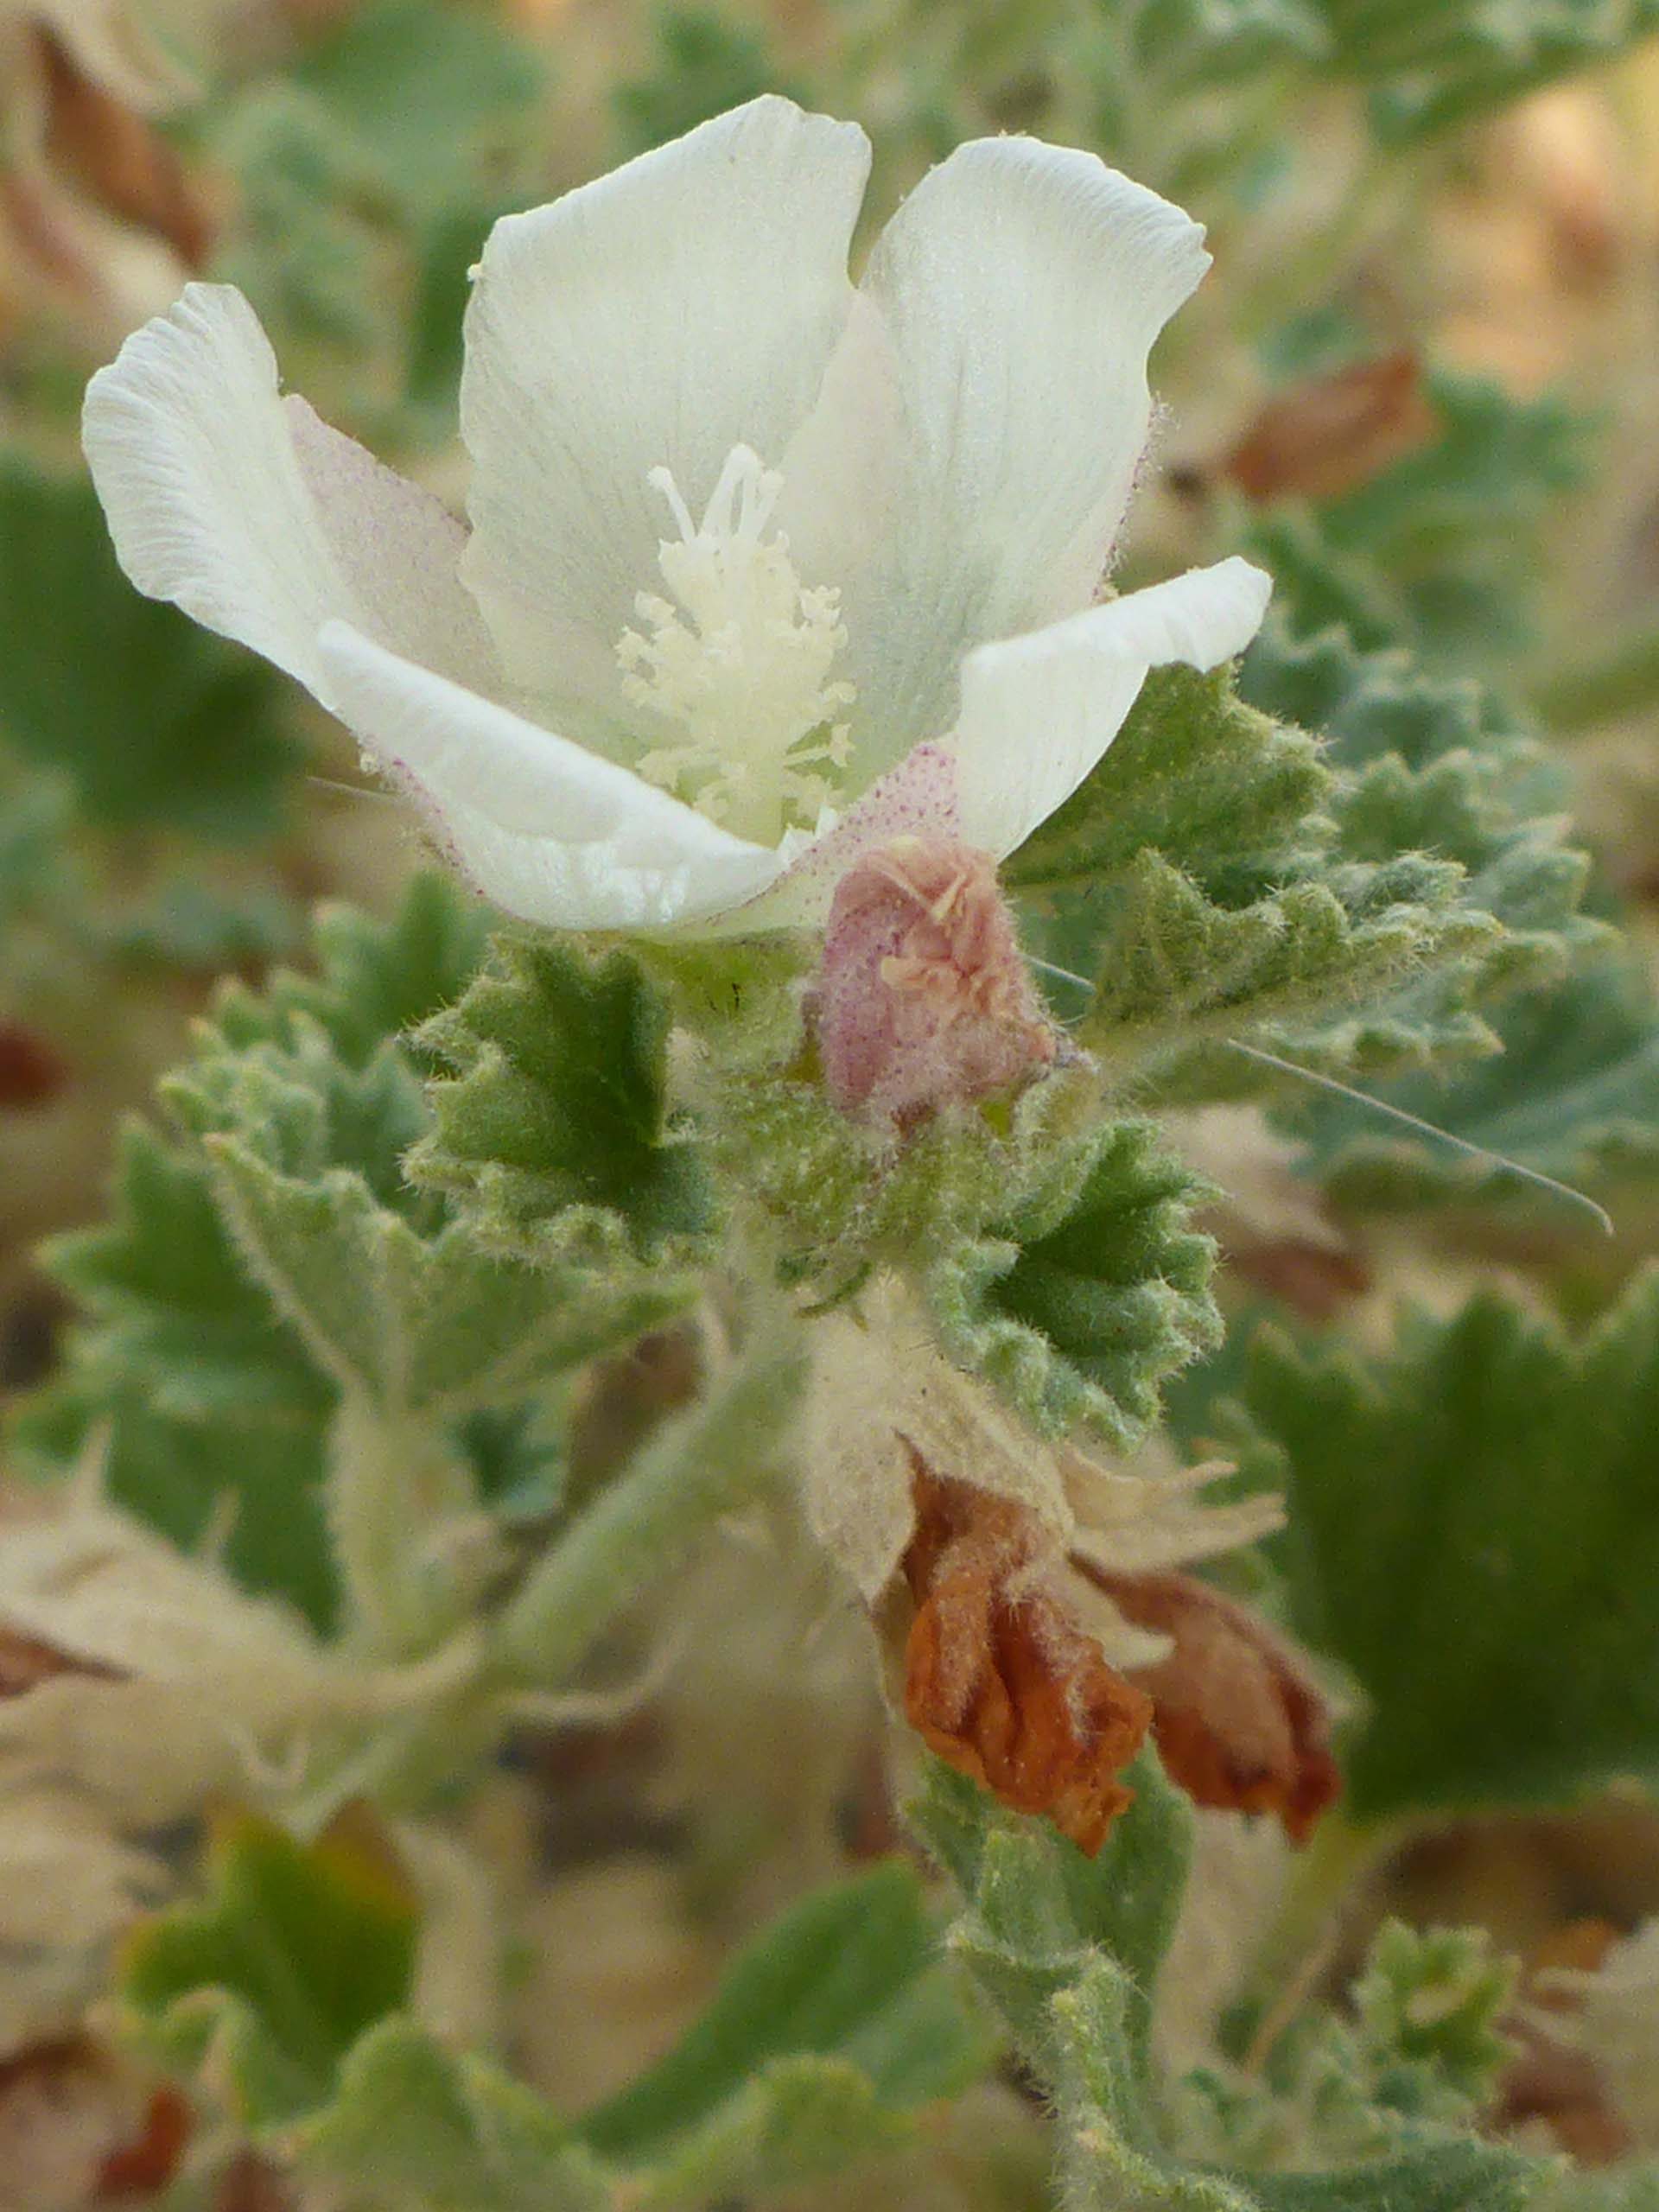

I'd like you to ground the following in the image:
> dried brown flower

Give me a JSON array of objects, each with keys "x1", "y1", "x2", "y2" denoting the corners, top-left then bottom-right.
[
  {"x1": 899, "y1": 1455, "x2": 1152, "y2": 1856},
  {"x1": 1082, "y1": 1567, "x2": 1339, "y2": 1841},
  {"x1": 39, "y1": 26, "x2": 214, "y2": 270},
  {"x1": 1224, "y1": 352, "x2": 1437, "y2": 505}
]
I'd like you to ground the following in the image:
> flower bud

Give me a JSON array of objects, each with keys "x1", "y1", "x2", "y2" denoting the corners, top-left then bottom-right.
[{"x1": 812, "y1": 837, "x2": 1058, "y2": 1128}]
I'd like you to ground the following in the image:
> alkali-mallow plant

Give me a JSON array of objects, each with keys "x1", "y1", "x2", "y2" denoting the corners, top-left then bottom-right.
[{"x1": 1, "y1": 29, "x2": 1656, "y2": 2211}]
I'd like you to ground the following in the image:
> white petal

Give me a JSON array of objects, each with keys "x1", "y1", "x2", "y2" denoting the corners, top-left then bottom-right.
[
  {"x1": 284, "y1": 397, "x2": 499, "y2": 691},
  {"x1": 949, "y1": 557, "x2": 1274, "y2": 859},
  {"x1": 458, "y1": 96, "x2": 869, "y2": 721},
  {"x1": 787, "y1": 136, "x2": 1210, "y2": 774},
  {"x1": 83, "y1": 282, "x2": 497, "y2": 704},
  {"x1": 316, "y1": 623, "x2": 785, "y2": 933}
]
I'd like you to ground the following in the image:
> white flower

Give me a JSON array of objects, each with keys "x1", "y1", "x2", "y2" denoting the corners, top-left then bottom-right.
[{"x1": 84, "y1": 95, "x2": 1270, "y2": 937}]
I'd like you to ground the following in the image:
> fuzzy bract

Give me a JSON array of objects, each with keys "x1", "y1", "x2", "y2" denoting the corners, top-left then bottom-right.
[{"x1": 83, "y1": 95, "x2": 1269, "y2": 937}]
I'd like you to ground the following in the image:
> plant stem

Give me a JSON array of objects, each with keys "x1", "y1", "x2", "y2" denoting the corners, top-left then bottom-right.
[{"x1": 489, "y1": 1324, "x2": 803, "y2": 1690}]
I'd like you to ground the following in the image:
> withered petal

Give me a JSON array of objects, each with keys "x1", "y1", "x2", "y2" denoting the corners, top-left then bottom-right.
[
  {"x1": 1084, "y1": 1567, "x2": 1340, "y2": 1842},
  {"x1": 900, "y1": 1458, "x2": 1152, "y2": 1858}
]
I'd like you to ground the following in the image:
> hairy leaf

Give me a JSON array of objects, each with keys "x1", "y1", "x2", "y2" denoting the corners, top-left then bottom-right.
[
  {"x1": 1299, "y1": 948, "x2": 1659, "y2": 1216},
  {"x1": 912, "y1": 1760, "x2": 1537, "y2": 2212},
  {"x1": 1009, "y1": 658, "x2": 1536, "y2": 1092},
  {"x1": 925, "y1": 1119, "x2": 1221, "y2": 1445},
  {"x1": 13, "y1": 883, "x2": 688, "y2": 1628},
  {"x1": 412, "y1": 935, "x2": 717, "y2": 1256},
  {"x1": 1234, "y1": 1270, "x2": 1659, "y2": 1820}
]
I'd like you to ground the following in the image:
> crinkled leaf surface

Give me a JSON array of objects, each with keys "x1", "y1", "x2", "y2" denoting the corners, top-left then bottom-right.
[
  {"x1": 1232, "y1": 1270, "x2": 1659, "y2": 1820},
  {"x1": 13, "y1": 882, "x2": 692, "y2": 1628},
  {"x1": 1011, "y1": 659, "x2": 1527, "y2": 1089},
  {"x1": 413, "y1": 936, "x2": 717, "y2": 1256},
  {"x1": 925, "y1": 1118, "x2": 1221, "y2": 1446}
]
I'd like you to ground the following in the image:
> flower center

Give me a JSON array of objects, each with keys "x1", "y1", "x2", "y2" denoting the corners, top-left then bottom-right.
[{"x1": 616, "y1": 443, "x2": 855, "y2": 844}]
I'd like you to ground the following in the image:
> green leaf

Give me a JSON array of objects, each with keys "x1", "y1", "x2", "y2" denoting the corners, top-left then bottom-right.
[
  {"x1": 1350, "y1": 1922, "x2": 1515, "y2": 2103},
  {"x1": 1244, "y1": 373, "x2": 1592, "y2": 665},
  {"x1": 1008, "y1": 658, "x2": 1522, "y2": 1090},
  {"x1": 12, "y1": 882, "x2": 684, "y2": 1630},
  {"x1": 207, "y1": 1144, "x2": 695, "y2": 1420},
  {"x1": 912, "y1": 1760, "x2": 1537, "y2": 2212},
  {"x1": 1075, "y1": 847, "x2": 1494, "y2": 1072},
  {"x1": 141, "y1": 1855, "x2": 990, "y2": 2212},
  {"x1": 413, "y1": 935, "x2": 717, "y2": 1255},
  {"x1": 1005, "y1": 661, "x2": 1329, "y2": 912},
  {"x1": 926, "y1": 1119, "x2": 1221, "y2": 1445},
  {"x1": 16, "y1": 1119, "x2": 340, "y2": 1626},
  {"x1": 210, "y1": 874, "x2": 493, "y2": 1071},
  {"x1": 1122, "y1": 0, "x2": 1330, "y2": 84},
  {"x1": 1233, "y1": 619, "x2": 1606, "y2": 1136},
  {"x1": 1532, "y1": 2166, "x2": 1659, "y2": 2212},
  {"x1": 575, "y1": 1860, "x2": 991, "y2": 2161},
  {"x1": 292, "y1": 0, "x2": 545, "y2": 212},
  {"x1": 122, "y1": 1810, "x2": 418, "y2": 2126},
  {"x1": 1313, "y1": 0, "x2": 1659, "y2": 141},
  {"x1": 1233, "y1": 1269, "x2": 1659, "y2": 1821},
  {"x1": 1296, "y1": 947, "x2": 1659, "y2": 1217},
  {"x1": 285, "y1": 2021, "x2": 610, "y2": 2212},
  {"x1": 0, "y1": 459, "x2": 300, "y2": 842}
]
